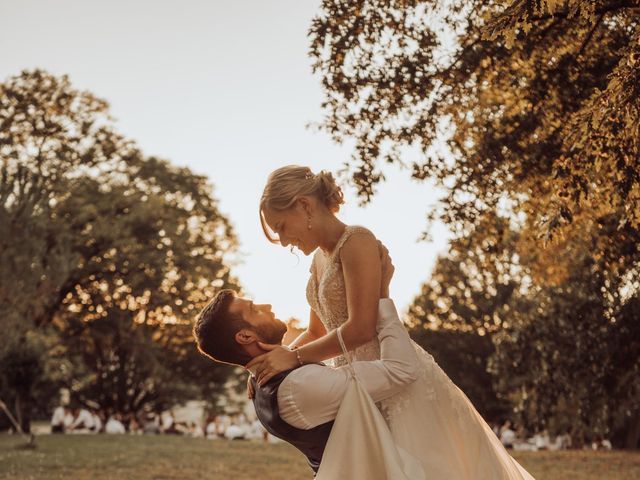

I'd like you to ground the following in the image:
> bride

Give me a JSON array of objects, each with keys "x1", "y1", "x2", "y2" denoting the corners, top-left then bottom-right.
[{"x1": 247, "y1": 165, "x2": 535, "y2": 479}]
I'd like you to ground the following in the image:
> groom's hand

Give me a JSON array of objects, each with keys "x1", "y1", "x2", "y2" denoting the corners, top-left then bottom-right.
[{"x1": 378, "y1": 240, "x2": 394, "y2": 299}]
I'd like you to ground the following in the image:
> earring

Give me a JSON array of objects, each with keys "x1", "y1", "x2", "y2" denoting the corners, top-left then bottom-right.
[{"x1": 307, "y1": 216, "x2": 312, "y2": 230}]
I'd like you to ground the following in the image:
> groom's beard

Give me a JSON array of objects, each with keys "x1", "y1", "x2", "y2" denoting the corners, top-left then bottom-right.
[{"x1": 255, "y1": 319, "x2": 288, "y2": 345}]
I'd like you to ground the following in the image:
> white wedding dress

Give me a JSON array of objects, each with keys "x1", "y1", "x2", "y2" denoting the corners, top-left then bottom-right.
[
  {"x1": 307, "y1": 226, "x2": 536, "y2": 479},
  {"x1": 316, "y1": 325, "x2": 426, "y2": 479}
]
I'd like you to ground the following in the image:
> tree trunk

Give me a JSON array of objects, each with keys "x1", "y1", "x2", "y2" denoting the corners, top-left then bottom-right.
[
  {"x1": 14, "y1": 396, "x2": 22, "y2": 431},
  {"x1": 625, "y1": 411, "x2": 640, "y2": 450},
  {"x1": 14, "y1": 394, "x2": 31, "y2": 434},
  {"x1": 0, "y1": 397, "x2": 35, "y2": 447}
]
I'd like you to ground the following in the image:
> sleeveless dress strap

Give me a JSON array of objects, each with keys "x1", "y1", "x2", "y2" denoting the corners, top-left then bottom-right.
[
  {"x1": 309, "y1": 250, "x2": 318, "y2": 275},
  {"x1": 328, "y1": 225, "x2": 375, "y2": 263},
  {"x1": 336, "y1": 326, "x2": 356, "y2": 378}
]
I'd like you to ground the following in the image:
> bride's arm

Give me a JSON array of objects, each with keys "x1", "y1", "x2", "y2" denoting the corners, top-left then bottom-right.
[
  {"x1": 248, "y1": 232, "x2": 383, "y2": 386},
  {"x1": 295, "y1": 231, "x2": 381, "y2": 355},
  {"x1": 288, "y1": 309, "x2": 327, "y2": 349}
]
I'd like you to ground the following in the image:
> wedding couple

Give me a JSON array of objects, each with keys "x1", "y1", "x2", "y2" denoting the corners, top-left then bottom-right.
[{"x1": 193, "y1": 166, "x2": 536, "y2": 479}]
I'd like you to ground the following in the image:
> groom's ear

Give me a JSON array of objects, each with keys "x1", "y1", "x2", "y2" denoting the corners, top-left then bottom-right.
[{"x1": 235, "y1": 329, "x2": 258, "y2": 346}]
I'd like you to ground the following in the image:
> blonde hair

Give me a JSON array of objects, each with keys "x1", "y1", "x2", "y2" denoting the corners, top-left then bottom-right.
[{"x1": 260, "y1": 165, "x2": 345, "y2": 243}]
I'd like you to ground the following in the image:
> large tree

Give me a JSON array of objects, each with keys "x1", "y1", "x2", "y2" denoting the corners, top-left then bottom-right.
[
  {"x1": 0, "y1": 70, "x2": 240, "y2": 431},
  {"x1": 309, "y1": 0, "x2": 639, "y2": 245},
  {"x1": 489, "y1": 220, "x2": 640, "y2": 448},
  {"x1": 310, "y1": 0, "x2": 640, "y2": 447},
  {"x1": 52, "y1": 168, "x2": 239, "y2": 416},
  {"x1": 309, "y1": 0, "x2": 639, "y2": 284}
]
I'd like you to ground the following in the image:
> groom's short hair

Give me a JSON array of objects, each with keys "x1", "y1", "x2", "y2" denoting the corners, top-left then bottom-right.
[{"x1": 193, "y1": 289, "x2": 253, "y2": 366}]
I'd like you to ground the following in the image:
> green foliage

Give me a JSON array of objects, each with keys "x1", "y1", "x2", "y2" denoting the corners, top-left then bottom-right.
[
  {"x1": 0, "y1": 70, "x2": 240, "y2": 424},
  {"x1": 310, "y1": 0, "x2": 639, "y2": 242},
  {"x1": 489, "y1": 236, "x2": 640, "y2": 447},
  {"x1": 409, "y1": 215, "x2": 521, "y2": 334},
  {"x1": 409, "y1": 213, "x2": 640, "y2": 446},
  {"x1": 407, "y1": 216, "x2": 519, "y2": 422},
  {"x1": 59, "y1": 308, "x2": 236, "y2": 415},
  {"x1": 0, "y1": 329, "x2": 67, "y2": 432},
  {"x1": 312, "y1": 0, "x2": 640, "y2": 446}
]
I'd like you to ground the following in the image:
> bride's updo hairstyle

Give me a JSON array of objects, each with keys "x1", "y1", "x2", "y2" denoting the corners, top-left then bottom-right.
[{"x1": 260, "y1": 165, "x2": 345, "y2": 243}]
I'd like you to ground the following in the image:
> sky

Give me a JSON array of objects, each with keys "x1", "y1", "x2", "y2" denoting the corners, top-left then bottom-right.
[{"x1": 1, "y1": 0, "x2": 452, "y2": 325}]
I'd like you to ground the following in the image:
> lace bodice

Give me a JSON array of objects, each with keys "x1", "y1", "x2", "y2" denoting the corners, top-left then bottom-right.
[{"x1": 305, "y1": 225, "x2": 381, "y2": 367}]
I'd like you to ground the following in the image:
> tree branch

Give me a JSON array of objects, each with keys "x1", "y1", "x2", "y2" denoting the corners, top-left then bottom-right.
[
  {"x1": 577, "y1": 12, "x2": 606, "y2": 57},
  {"x1": 527, "y1": 0, "x2": 637, "y2": 23}
]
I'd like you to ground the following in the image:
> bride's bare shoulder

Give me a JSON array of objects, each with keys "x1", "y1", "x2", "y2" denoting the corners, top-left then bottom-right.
[
  {"x1": 339, "y1": 225, "x2": 379, "y2": 262},
  {"x1": 348, "y1": 224, "x2": 377, "y2": 236}
]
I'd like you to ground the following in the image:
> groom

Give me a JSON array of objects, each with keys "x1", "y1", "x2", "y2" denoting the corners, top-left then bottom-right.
[{"x1": 193, "y1": 254, "x2": 418, "y2": 474}]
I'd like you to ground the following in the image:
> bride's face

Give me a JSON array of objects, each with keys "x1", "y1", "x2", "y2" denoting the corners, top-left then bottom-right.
[{"x1": 263, "y1": 199, "x2": 318, "y2": 256}]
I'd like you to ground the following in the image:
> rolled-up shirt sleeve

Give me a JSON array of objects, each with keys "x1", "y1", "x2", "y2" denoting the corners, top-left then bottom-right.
[{"x1": 278, "y1": 299, "x2": 419, "y2": 430}]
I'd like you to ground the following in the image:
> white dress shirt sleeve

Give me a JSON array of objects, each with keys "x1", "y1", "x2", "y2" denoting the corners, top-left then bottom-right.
[{"x1": 277, "y1": 298, "x2": 419, "y2": 429}]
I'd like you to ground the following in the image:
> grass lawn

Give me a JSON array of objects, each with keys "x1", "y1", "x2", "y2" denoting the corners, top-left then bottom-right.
[{"x1": 1, "y1": 434, "x2": 639, "y2": 479}]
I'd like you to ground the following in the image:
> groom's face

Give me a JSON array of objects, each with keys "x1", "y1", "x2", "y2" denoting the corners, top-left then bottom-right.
[{"x1": 228, "y1": 297, "x2": 288, "y2": 345}]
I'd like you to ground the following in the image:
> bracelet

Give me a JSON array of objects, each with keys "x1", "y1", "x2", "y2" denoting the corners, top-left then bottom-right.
[{"x1": 294, "y1": 347, "x2": 304, "y2": 367}]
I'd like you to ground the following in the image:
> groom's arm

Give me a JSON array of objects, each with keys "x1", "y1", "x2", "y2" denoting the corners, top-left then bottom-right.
[{"x1": 277, "y1": 299, "x2": 418, "y2": 430}]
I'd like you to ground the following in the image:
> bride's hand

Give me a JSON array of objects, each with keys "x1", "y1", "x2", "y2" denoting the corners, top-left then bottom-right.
[
  {"x1": 378, "y1": 240, "x2": 394, "y2": 298},
  {"x1": 246, "y1": 343, "x2": 299, "y2": 387}
]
